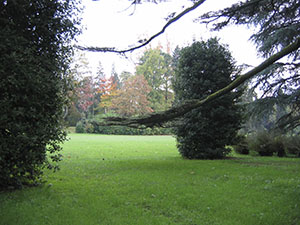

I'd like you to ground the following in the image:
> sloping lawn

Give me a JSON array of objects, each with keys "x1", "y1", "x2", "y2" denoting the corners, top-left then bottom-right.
[{"x1": 1, "y1": 134, "x2": 300, "y2": 225}]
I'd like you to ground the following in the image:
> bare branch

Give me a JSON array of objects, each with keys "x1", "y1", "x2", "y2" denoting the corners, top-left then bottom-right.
[
  {"x1": 75, "y1": 0, "x2": 207, "y2": 54},
  {"x1": 99, "y1": 37, "x2": 300, "y2": 127}
]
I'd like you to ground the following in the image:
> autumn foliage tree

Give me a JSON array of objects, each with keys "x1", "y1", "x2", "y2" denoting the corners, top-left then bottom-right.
[
  {"x1": 76, "y1": 76, "x2": 94, "y2": 117},
  {"x1": 97, "y1": 76, "x2": 119, "y2": 112},
  {"x1": 112, "y1": 75, "x2": 153, "y2": 117}
]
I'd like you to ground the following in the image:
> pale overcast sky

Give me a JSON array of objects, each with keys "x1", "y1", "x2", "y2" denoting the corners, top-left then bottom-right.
[{"x1": 76, "y1": 0, "x2": 261, "y2": 76}]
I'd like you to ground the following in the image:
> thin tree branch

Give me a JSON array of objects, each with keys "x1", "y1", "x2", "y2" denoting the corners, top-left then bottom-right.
[
  {"x1": 75, "y1": 0, "x2": 207, "y2": 54},
  {"x1": 198, "y1": 0, "x2": 264, "y2": 29},
  {"x1": 100, "y1": 37, "x2": 300, "y2": 127}
]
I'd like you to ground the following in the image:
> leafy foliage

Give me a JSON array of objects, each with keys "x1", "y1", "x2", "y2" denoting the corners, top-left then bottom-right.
[
  {"x1": 232, "y1": 135, "x2": 249, "y2": 155},
  {"x1": 77, "y1": 76, "x2": 94, "y2": 115},
  {"x1": 0, "y1": 0, "x2": 80, "y2": 188},
  {"x1": 65, "y1": 103, "x2": 82, "y2": 126},
  {"x1": 111, "y1": 75, "x2": 153, "y2": 117},
  {"x1": 173, "y1": 38, "x2": 243, "y2": 159},
  {"x1": 75, "y1": 114, "x2": 172, "y2": 135},
  {"x1": 283, "y1": 135, "x2": 300, "y2": 157},
  {"x1": 136, "y1": 48, "x2": 174, "y2": 111},
  {"x1": 244, "y1": 131, "x2": 300, "y2": 157},
  {"x1": 200, "y1": 0, "x2": 300, "y2": 56},
  {"x1": 97, "y1": 76, "x2": 119, "y2": 110},
  {"x1": 246, "y1": 131, "x2": 285, "y2": 156}
]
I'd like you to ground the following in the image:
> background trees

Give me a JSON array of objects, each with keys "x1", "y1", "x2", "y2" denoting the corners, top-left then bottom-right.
[
  {"x1": 0, "y1": 0, "x2": 80, "y2": 188},
  {"x1": 136, "y1": 48, "x2": 174, "y2": 111},
  {"x1": 98, "y1": 76, "x2": 119, "y2": 112},
  {"x1": 76, "y1": 0, "x2": 300, "y2": 157},
  {"x1": 111, "y1": 75, "x2": 153, "y2": 117},
  {"x1": 98, "y1": 1, "x2": 299, "y2": 134},
  {"x1": 77, "y1": 76, "x2": 95, "y2": 117},
  {"x1": 173, "y1": 38, "x2": 243, "y2": 159}
]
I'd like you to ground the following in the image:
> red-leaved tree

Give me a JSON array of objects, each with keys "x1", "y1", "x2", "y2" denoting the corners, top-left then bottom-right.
[{"x1": 77, "y1": 76, "x2": 94, "y2": 116}]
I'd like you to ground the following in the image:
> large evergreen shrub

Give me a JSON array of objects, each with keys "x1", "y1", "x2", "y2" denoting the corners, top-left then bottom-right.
[
  {"x1": 232, "y1": 135, "x2": 249, "y2": 155},
  {"x1": 283, "y1": 135, "x2": 300, "y2": 157},
  {"x1": 246, "y1": 131, "x2": 286, "y2": 157},
  {"x1": 0, "y1": 0, "x2": 80, "y2": 188},
  {"x1": 173, "y1": 38, "x2": 243, "y2": 159}
]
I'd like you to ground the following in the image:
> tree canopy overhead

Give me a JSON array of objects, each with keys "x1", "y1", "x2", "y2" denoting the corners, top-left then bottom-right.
[{"x1": 200, "y1": 0, "x2": 300, "y2": 57}]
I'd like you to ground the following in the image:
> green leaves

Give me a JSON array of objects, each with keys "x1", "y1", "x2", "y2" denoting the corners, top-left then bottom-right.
[
  {"x1": 173, "y1": 38, "x2": 243, "y2": 159},
  {"x1": 136, "y1": 48, "x2": 174, "y2": 111},
  {"x1": 0, "y1": 0, "x2": 80, "y2": 189}
]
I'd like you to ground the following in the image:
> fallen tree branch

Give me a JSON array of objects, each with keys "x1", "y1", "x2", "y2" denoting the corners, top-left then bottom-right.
[
  {"x1": 99, "y1": 37, "x2": 300, "y2": 127},
  {"x1": 75, "y1": 0, "x2": 207, "y2": 54}
]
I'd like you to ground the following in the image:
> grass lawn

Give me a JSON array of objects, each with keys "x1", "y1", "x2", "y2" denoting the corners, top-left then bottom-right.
[{"x1": 1, "y1": 134, "x2": 300, "y2": 225}]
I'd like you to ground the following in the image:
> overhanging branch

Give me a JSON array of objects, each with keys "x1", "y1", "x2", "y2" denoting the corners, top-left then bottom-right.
[
  {"x1": 100, "y1": 37, "x2": 300, "y2": 127},
  {"x1": 75, "y1": 0, "x2": 207, "y2": 54}
]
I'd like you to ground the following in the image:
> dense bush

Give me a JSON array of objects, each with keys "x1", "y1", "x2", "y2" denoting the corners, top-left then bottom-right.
[
  {"x1": 0, "y1": 0, "x2": 80, "y2": 189},
  {"x1": 75, "y1": 118, "x2": 172, "y2": 135},
  {"x1": 232, "y1": 136, "x2": 249, "y2": 155},
  {"x1": 65, "y1": 104, "x2": 82, "y2": 126},
  {"x1": 94, "y1": 125, "x2": 172, "y2": 135},
  {"x1": 246, "y1": 131, "x2": 285, "y2": 157},
  {"x1": 234, "y1": 131, "x2": 300, "y2": 157},
  {"x1": 75, "y1": 121, "x2": 86, "y2": 133},
  {"x1": 76, "y1": 120, "x2": 95, "y2": 134},
  {"x1": 282, "y1": 135, "x2": 300, "y2": 157},
  {"x1": 173, "y1": 38, "x2": 243, "y2": 159}
]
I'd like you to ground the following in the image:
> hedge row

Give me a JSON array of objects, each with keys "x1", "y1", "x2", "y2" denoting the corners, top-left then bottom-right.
[
  {"x1": 233, "y1": 131, "x2": 300, "y2": 157},
  {"x1": 75, "y1": 119, "x2": 172, "y2": 135}
]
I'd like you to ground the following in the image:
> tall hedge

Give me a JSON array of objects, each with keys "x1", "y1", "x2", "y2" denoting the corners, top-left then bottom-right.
[
  {"x1": 173, "y1": 38, "x2": 243, "y2": 159},
  {"x1": 0, "y1": 0, "x2": 80, "y2": 188}
]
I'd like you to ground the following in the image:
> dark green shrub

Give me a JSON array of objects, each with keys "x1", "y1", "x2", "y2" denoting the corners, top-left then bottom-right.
[
  {"x1": 247, "y1": 131, "x2": 285, "y2": 156},
  {"x1": 173, "y1": 38, "x2": 243, "y2": 159},
  {"x1": 0, "y1": 0, "x2": 80, "y2": 189},
  {"x1": 233, "y1": 136, "x2": 249, "y2": 155},
  {"x1": 85, "y1": 122, "x2": 94, "y2": 133},
  {"x1": 81, "y1": 114, "x2": 173, "y2": 135},
  {"x1": 65, "y1": 104, "x2": 82, "y2": 126},
  {"x1": 75, "y1": 120, "x2": 94, "y2": 134},
  {"x1": 89, "y1": 119, "x2": 172, "y2": 135},
  {"x1": 75, "y1": 121, "x2": 86, "y2": 133},
  {"x1": 283, "y1": 135, "x2": 300, "y2": 157}
]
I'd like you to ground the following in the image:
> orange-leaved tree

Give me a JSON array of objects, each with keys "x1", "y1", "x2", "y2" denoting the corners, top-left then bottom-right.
[
  {"x1": 111, "y1": 75, "x2": 153, "y2": 117},
  {"x1": 97, "y1": 76, "x2": 119, "y2": 113}
]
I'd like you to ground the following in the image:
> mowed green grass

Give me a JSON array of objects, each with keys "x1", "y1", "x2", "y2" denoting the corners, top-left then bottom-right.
[{"x1": 1, "y1": 134, "x2": 300, "y2": 225}]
